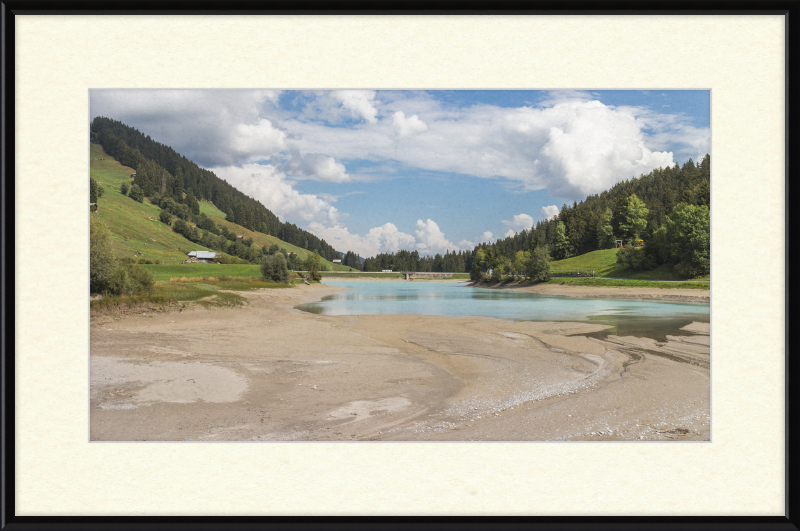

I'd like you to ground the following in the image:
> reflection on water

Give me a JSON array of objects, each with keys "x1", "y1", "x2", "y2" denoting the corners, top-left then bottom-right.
[{"x1": 296, "y1": 281, "x2": 710, "y2": 341}]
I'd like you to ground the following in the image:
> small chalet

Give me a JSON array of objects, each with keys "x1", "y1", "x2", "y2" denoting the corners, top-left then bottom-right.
[
  {"x1": 332, "y1": 259, "x2": 342, "y2": 264},
  {"x1": 130, "y1": 173, "x2": 136, "y2": 179},
  {"x1": 187, "y1": 251, "x2": 217, "y2": 263}
]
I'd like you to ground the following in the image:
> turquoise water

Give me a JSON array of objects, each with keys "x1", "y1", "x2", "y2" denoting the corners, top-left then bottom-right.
[{"x1": 296, "y1": 281, "x2": 710, "y2": 339}]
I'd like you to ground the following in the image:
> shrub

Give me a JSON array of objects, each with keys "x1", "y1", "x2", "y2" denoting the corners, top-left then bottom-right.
[
  {"x1": 108, "y1": 263, "x2": 155, "y2": 295},
  {"x1": 260, "y1": 253, "x2": 290, "y2": 283},
  {"x1": 129, "y1": 184, "x2": 144, "y2": 202},
  {"x1": 159, "y1": 209, "x2": 173, "y2": 225},
  {"x1": 120, "y1": 183, "x2": 129, "y2": 195},
  {"x1": 616, "y1": 244, "x2": 656, "y2": 271},
  {"x1": 90, "y1": 217, "x2": 117, "y2": 294}
]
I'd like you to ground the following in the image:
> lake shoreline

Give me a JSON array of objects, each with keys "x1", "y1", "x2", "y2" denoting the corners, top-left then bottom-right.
[
  {"x1": 320, "y1": 277, "x2": 710, "y2": 303},
  {"x1": 469, "y1": 280, "x2": 711, "y2": 304},
  {"x1": 90, "y1": 284, "x2": 709, "y2": 442}
]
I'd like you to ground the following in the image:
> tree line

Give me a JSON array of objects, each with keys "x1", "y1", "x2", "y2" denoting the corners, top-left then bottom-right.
[
  {"x1": 90, "y1": 117, "x2": 342, "y2": 261},
  {"x1": 360, "y1": 249, "x2": 473, "y2": 273},
  {"x1": 355, "y1": 155, "x2": 711, "y2": 280}
]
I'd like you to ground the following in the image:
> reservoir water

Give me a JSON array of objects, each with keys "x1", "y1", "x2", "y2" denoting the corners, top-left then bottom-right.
[{"x1": 296, "y1": 281, "x2": 710, "y2": 340}]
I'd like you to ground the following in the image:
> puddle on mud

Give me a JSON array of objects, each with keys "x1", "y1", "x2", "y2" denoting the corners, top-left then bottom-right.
[{"x1": 582, "y1": 315, "x2": 707, "y2": 343}]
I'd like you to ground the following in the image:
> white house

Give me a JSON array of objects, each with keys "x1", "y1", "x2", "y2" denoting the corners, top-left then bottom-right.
[
  {"x1": 187, "y1": 251, "x2": 217, "y2": 263},
  {"x1": 332, "y1": 259, "x2": 342, "y2": 264}
]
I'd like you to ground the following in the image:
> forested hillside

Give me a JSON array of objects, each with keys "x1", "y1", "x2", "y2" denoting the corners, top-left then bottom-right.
[
  {"x1": 484, "y1": 155, "x2": 710, "y2": 260},
  {"x1": 91, "y1": 117, "x2": 341, "y2": 262},
  {"x1": 359, "y1": 156, "x2": 710, "y2": 279}
]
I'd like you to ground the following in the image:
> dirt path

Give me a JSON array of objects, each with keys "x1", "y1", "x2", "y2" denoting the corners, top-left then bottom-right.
[{"x1": 90, "y1": 285, "x2": 710, "y2": 441}]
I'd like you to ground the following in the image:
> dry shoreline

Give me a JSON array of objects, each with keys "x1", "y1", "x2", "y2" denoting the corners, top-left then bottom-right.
[
  {"x1": 469, "y1": 280, "x2": 710, "y2": 303},
  {"x1": 90, "y1": 284, "x2": 710, "y2": 441}
]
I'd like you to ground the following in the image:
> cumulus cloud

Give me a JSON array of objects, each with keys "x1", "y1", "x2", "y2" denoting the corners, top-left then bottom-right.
[
  {"x1": 540, "y1": 205, "x2": 560, "y2": 221},
  {"x1": 414, "y1": 219, "x2": 456, "y2": 255},
  {"x1": 504, "y1": 229, "x2": 516, "y2": 238},
  {"x1": 230, "y1": 119, "x2": 287, "y2": 160},
  {"x1": 306, "y1": 218, "x2": 467, "y2": 257},
  {"x1": 284, "y1": 94, "x2": 705, "y2": 200},
  {"x1": 307, "y1": 221, "x2": 416, "y2": 258},
  {"x1": 482, "y1": 231, "x2": 494, "y2": 242},
  {"x1": 282, "y1": 151, "x2": 350, "y2": 182},
  {"x1": 502, "y1": 213, "x2": 535, "y2": 232},
  {"x1": 90, "y1": 89, "x2": 289, "y2": 167},
  {"x1": 209, "y1": 164, "x2": 340, "y2": 226},
  {"x1": 331, "y1": 90, "x2": 379, "y2": 123},
  {"x1": 392, "y1": 111, "x2": 428, "y2": 137}
]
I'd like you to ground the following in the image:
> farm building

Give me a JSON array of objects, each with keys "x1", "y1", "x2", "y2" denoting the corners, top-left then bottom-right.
[
  {"x1": 187, "y1": 251, "x2": 217, "y2": 263},
  {"x1": 332, "y1": 259, "x2": 342, "y2": 264}
]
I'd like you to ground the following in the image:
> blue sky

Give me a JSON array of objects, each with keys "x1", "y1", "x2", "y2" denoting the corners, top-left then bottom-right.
[{"x1": 90, "y1": 89, "x2": 710, "y2": 257}]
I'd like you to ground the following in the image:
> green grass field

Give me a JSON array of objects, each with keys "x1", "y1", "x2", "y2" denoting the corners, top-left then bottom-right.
[
  {"x1": 546, "y1": 277, "x2": 709, "y2": 290},
  {"x1": 550, "y1": 248, "x2": 708, "y2": 282},
  {"x1": 140, "y1": 263, "x2": 263, "y2": 282}
]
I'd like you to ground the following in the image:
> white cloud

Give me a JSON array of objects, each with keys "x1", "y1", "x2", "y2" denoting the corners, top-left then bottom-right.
[
  {"x1": 540, "y1": 205, "x2": 559, "y2": 221},
  {"x1": 331, "y1": 90, "x2": 378, "y2": 123},
  {"x1": 482, "y1": 231, "x2": 494, "y2": 242},
  {"x1": 230, "y1": 119, "x2": 287, "y2": 161},
  {"x1": 285, "y1": 95, "x2": 700, "y2": 200},
  {"x1": 308, "y1": 218, "x2": 467, "y2": 257},
  {"x1": 90, "y1": 89, "x2": 286, "y2": 167},
  {"x1": 502, "y1": 213, "x2": 535, "y2": 232},
  {"x1": 307, "y1": 221, "x2": 416, "y2": 258},
  {"x1": 209, "y1": 164, "x2": 340, "y2": 226},
  {"x1": 458, "y1": 240, "x2": 475, "y2": 250},
  {"x1": 414, "y1": 219, "x2": 456, "y2": 255},
  {"x1": 392, "y1": 111, "x2": 428, "y2": 137},
  {"x1": 504, "y1": 229, "x2": 516, "y2": 238},
  {"x1": 282, "y1": 152, "x2": 350, "y2": 183}
]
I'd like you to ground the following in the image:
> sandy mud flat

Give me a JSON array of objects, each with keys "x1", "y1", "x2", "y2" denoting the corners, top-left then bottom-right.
[
  {"x1": 471, "y1": 280, "x2": 710, "y2": 304},
  {"x1": 90, "y1": 284, "x2": 710, "y2": 441}
]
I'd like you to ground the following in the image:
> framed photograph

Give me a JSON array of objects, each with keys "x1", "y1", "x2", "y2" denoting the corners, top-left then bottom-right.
[{"x1": 4, "y1": 6, "x2": 794, "y2": 527}]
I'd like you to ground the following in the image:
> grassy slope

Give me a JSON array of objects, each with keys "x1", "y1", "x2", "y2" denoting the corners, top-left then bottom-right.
[
  {"x1": 550, "y1": 248, "x2": 707, "y2": 281},
  {"x1": 91, "y1": 143, "x2": 350, "y2": 269},
  {"x1": 91, "y1": 143, "x2": 214, "y2": 263},
  {"x1": 197, "y1": 196, "x2": 350, "y2": 271}
]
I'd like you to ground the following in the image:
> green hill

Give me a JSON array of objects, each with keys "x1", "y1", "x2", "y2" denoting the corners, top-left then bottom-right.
[
  {"x1": 90, "y1": 143, "x2": 350, "y2": 270},
  {"x1": 551, "y1": 248, "x2": 708, "y2": 281}
]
